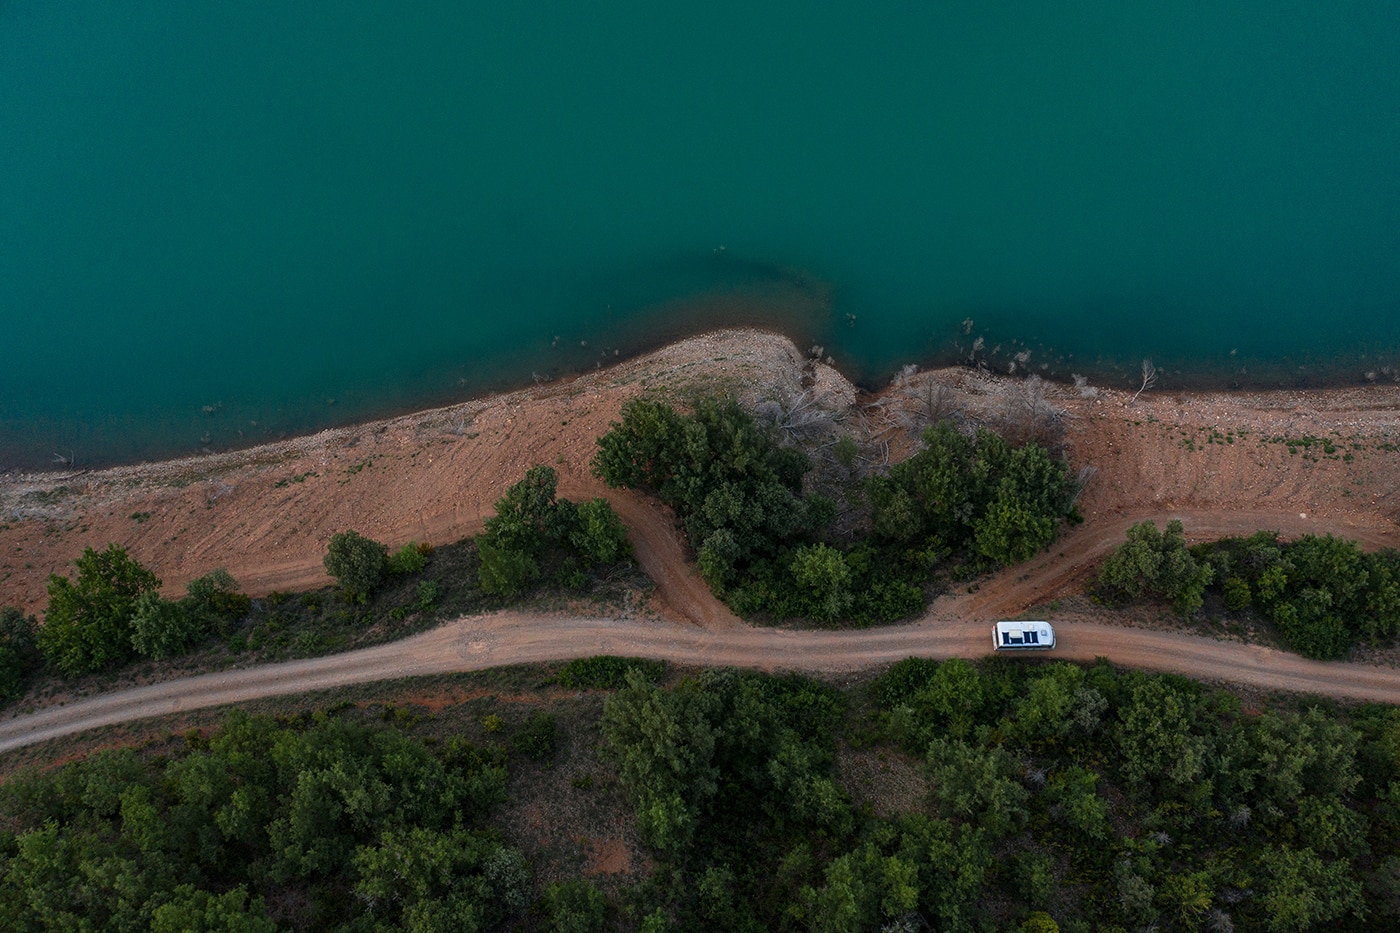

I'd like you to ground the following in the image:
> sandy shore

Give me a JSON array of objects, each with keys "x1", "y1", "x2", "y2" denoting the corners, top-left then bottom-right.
[{"x1": 2, "y1": 327, "x2": 1398, "y2": 616}]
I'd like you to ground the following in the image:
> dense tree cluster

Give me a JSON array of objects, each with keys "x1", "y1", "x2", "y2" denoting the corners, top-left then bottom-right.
[
  {"x1": 591, "y1": 658, "x2": 1400, "y2": 931},
  {"x1": 866, "y1": 657, "x2": 1394, "y2": 932},
  {"x1": 1095, "y1": 520, "x2": 1215, "y2": 617},
  {"x1": 32, "y1": 546, "x2": 252, "y2": 677},
  {"x1": 593, "y1": 397, "x2": 1075, "y2": 625},
  {"x1": 1098, "y1": 522, "x2": 1400, "y2": 659},
  {"x1": 475, "y1": 465, "x2": 632, "y2": 597},
  {"x1": 0, "y1": 712, "x2": 524, "y2": 931},
  {"x1": 867, "y1": 422, "x2": 1076, "y2": 568},
  {"x1": 601, "y1": 668, "x2": 854, "y2": 927}
]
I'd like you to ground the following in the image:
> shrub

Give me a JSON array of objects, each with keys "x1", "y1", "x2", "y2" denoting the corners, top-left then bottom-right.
[
  {"x1": 0, "y1": 606, "x2": 40, "y2": 702},
  {"x1": 1222, "y1": 575, "x2": 1252, "y2": 612},
  {"x1": 0, "y1": 646, "x2": 26, "y2": 704},
  {"x1": 570, "y1": 498, "x2": 632, "y2": 565},
  {"x1": 789, "y1": 543, "x2": 854, "y2": 622},
  {"x1": 387, "y1": 542, "x2": 429, "y2": 576},
  {"x1": 0, "y1": 605, "x2": 39, "y2": 658},
  {"x1": 558, "y1": 655, "x2": 665, "y2": 690},
  {"x1": 511, "y1": 711, "x2": 557, "y2": 760},
  {"x1": 873, "y1": 657, "x2": 943, "y2": 709},
  {"x1": 323, "y1": 530, "x2": 389, "y2": 601},
  {"x1": 131, "y1": 591, "x2": 206, "y2": 660},
  {"x1": 184, "y1": 568, "x2": 251, "y2": 623},
  {"x1": 476, "y1": 538, "x2": 539, "y2": 597},
  {"x1": 541, "y1": 880, "x2": 608, "y2": 933}
]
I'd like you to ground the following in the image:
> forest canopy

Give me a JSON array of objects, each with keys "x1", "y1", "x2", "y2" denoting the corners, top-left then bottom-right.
[{"x1": 3, "y1": 659, "x2": 1397, "y2": 932}]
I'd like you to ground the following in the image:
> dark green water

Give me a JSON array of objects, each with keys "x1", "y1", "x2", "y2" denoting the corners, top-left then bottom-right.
[{"x1": 4, "y1": 2, "x2": 1399, "y2": 469}]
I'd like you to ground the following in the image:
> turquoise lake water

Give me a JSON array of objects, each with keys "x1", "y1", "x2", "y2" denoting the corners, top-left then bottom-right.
[{"x1": 3, "y1": 2, "x2": 1400, "y2": 469}]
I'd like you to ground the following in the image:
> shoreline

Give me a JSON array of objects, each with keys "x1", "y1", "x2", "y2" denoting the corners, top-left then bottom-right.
[
  {"x1": 6, "y1": 313, "x2": 1400, "y2": 476},
  {"x1": 2, "y1": 326, "x2": 1399, "y2": 616}
]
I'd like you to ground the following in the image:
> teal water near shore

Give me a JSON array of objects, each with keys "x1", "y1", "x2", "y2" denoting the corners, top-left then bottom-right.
[{"x1": 3, "y1": 2, "x2": 1399, "y2": 469}]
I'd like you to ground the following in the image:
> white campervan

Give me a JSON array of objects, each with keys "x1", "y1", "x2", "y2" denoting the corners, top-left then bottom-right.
[{"x1": 992, "y1": 620, "x2": 1055, "y2": 651}]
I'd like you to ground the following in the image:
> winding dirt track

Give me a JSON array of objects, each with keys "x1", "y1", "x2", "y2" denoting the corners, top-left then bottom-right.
[{"x1": 2, "y1": 500, "x2": 1400, "y2": 756}]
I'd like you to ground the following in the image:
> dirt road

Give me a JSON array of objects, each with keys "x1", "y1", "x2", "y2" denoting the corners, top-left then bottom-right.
[
  {"x1": 4, "y1": 606, "x2": 1400, "y2": 756},
  {"x1": 2, "y1": 499, "x2": 1399, "y2": 756}
]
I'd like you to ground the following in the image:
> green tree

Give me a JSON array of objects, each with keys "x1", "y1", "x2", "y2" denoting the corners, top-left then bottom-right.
[
  {"x1": 1256, "y1": 847, "x2": 1362, "y2": 932},
  {"x1": 570, "y1": 498, "x2": 632, "y2": 565},
  {"x1": 601, "y1": 671, "x2": 719, "y2": 851},
  {"x1": 886, "y1": 657, "x2": 985, "y2": 749},
  {"x1": 1097, "y1": 520, "x2": 1213, "y2": 616},
  {"x1": 1044, "y1": 766, "x2": 1109, "y2": 840},
  {"x1": 926, "y1": 736, "x2": 1028, "y2": 837},
  {"x1": 149, "y1": 885, "x2": 277, "y2": 933},
  {"x1": 0, "y1": 606, "x2": 41, "y2": 702},
  {"x1": 1114, "y1": 675, "x2": 1213, "y2": 795},
  {"x1": 1006, "y1": 662, "x2": 1085, "y2": 746},
  {"x1": 38, "y1": 544, "x2": 160, "y2": 676},
  {"x1": 323, "y1": 530, "x2": 388, "y2": 601},
  {"x1": 789, "y1": 543, "x2": 854, "y2": 622},
  {"x1": 1362, "y1": 548, "x2": 1400, "y2": 642},
  {"x1": 973, "y1": 494, "x2": 1055, "y2": 565},
  {"x1": 352, "y1": 827, "x2": 527, "y2": 931},
  {"x1": 541, "y1": 879, "x2": 608, "y2": 933}
]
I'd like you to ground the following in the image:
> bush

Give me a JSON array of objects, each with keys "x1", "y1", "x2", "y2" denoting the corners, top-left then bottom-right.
[
  {"x1": 789, "y1": 543, "x2": 854, "y2": 622},
  {"x1": 386, "y1": 542, "x2": 430, "y2": 576},
  {"x1": 511, "y1": 710, "x2": 558, "y2": 760},
  {"x1": 873, "y1": 657, "x2": 943, "y2": 709},
  {"x1": 541, "y1": 880, "x2": 608, "y2": 933},
  {"x1": 476, "y1": 538, "x2": 539, "y2": 597},
  {"x1": 184, "y1": 568, "x2": 251, "y2": 623},
  {"x1": 558, "y1": 656, "x2": 665, "y2": 690},
  {"x1": 38, "y1": 544, "x2": 160, "y2": 676},
  {"x1": 131, "y1": 591, "x2": 206, "y2": 660},
  {"x1": 0, "y1": 605, "x2": 39, "y2": 658},
  {"x1": 323, "y1": 531, "x2": 389, "y2": 601},
  {"x1": 0, "y1": 606, "x2": 42, "y2": 701},
  {"x1": 1222, "y1": 575, "x2": 1252, "y2": 611},
  {"x1": 570, "y1": 498, "x2": 632, "y2": 565}
]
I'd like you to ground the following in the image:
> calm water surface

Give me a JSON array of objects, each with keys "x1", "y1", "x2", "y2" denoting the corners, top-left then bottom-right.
[{"x1": 3, "y1": 2, "x2": 1399, "y2": 468}]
